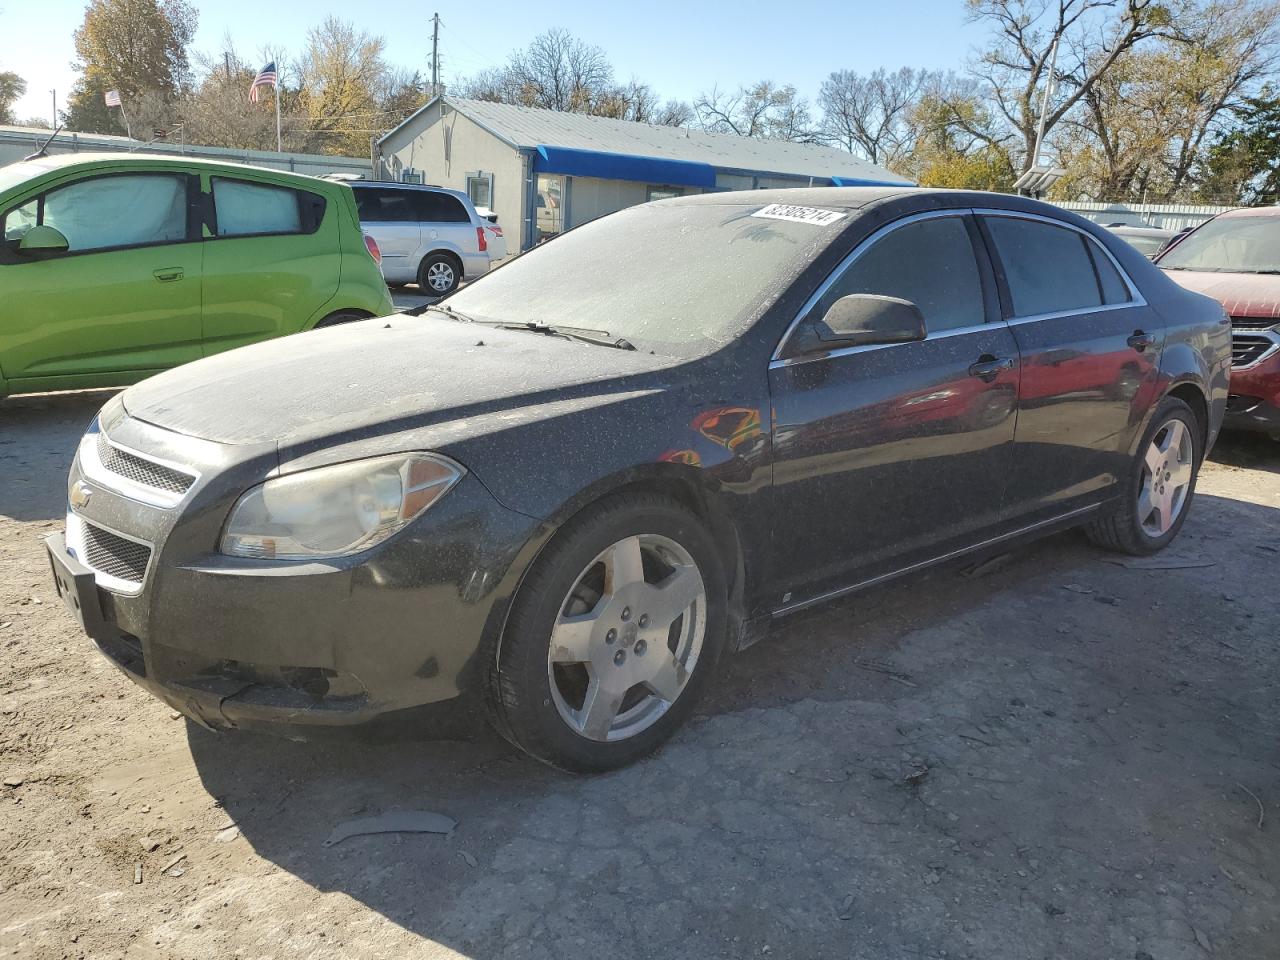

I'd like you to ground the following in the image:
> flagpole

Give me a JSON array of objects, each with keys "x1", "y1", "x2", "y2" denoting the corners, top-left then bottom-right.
[
  {"x1": 274, "y1": 73, "x2": 281, "y2": 153},
  {"x1": 119, "y1": 101, "x2": 132, "y2": 140}
]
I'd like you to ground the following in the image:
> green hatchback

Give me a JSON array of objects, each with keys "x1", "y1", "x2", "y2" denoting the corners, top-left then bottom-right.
[{"x1": 0, "y1": 153, "x2": 394, "y2": 399}]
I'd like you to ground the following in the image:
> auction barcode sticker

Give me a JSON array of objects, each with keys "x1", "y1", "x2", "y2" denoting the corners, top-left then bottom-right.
[{"x1": 751, "y1": 203, "x2": 846, "y2": 226}]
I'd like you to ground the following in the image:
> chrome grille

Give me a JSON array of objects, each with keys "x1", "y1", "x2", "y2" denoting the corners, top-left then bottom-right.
[
  {"x1": 1230, "y1": 316, "x2": 1277, "y2": 330},
  {"x1": 96, "y1": 432, "x2": 195, "y2": 495},
  {"x1": 1231, "y1": 334, "x2": 1277, "y2": 368},
  {"x1": 81, "y1": 522, "x2": 151, "y2": 585}
]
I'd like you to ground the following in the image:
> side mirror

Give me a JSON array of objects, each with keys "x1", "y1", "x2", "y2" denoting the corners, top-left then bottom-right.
[
  {"x1": 18, "y1": 224, "x2": 69, "y2": 255},
  {"x1": 815, "y1": 294, "x2": 926, "y2": 347}
]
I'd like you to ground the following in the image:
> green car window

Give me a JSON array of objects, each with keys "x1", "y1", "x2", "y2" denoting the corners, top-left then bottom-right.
[
  {"x1": 213, "y1": 178, "x2": 302, "y2": 236},
  {"x1": 2, "y1": 197, "x2": 36, "y2": 243},
  {"x1": 43, "y1": 174, "x2": 188, "y2": 252}
]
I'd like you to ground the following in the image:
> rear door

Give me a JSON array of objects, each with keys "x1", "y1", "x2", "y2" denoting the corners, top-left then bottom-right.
[
  {"x1": 768, "y1": 212, "x2": 1021, "y2": 608},
  {"x1": 978, "y1": 212, "x2": 1161, "y2": 521},
  {"x1": 414, "y1": 190, "x2": 481, "y2": 270},
  {"x1": 353, "y1": 186, "x2": 421, "y2": 284},
  {"x1": 199, "y1": 174, "x2": 340, "y2": 355},
  {"x1": 0, "y1": 170, "x2": 202, "y2": 386}
]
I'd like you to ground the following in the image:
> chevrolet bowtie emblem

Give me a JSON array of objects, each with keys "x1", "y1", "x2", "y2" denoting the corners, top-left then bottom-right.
[{"x1": 69, "y1": 481, "x2": 93, "y2": 510}]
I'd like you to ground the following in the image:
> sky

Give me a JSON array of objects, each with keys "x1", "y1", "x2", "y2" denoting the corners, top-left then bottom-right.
[{"x1": 3, "y1": 0, "x2": 988, "y2": 127}]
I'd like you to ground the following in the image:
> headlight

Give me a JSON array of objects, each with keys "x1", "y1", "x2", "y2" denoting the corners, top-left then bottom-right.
[{"x1": 220, "y1": 453, "x2": 463, "y2": 560}]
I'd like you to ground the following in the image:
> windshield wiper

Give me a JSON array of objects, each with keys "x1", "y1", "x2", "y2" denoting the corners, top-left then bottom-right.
[
  {"x1": 416, "y1": 302, "x2": 480, "y2": 322},
  {"x1": 491, "y1": 321, "x2": 637, "y2": 351}
]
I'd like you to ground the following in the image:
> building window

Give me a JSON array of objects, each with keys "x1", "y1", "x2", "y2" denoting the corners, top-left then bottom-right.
[
  {"x1": 401, "y1": 168, "x2": 424, "y2": 185},
  {"x1": 647, "y1": 186, "x2": 681, "y2": 202},
  {"x1": 536, "y1": 174, "x2": 564, "y2": 243},
  {"x1": 466, "y1": 172, "x2": 494, "y2": 210}
]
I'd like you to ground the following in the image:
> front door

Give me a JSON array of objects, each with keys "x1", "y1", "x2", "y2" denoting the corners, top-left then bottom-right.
[
  {"x1": 0, "y1": 171, "x2": 202, "y2": 389},
  {"x1": 768, "y1": 212, "x2": 1020, "y2": 610},
  {"x1": 978, "y1": 213, "x2": 1162, "y2": 521}
]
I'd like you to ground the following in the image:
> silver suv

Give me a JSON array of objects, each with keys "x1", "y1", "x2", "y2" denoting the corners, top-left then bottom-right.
[{"x1": 350, "y1": 182, "x2": 506, "y2": 294}]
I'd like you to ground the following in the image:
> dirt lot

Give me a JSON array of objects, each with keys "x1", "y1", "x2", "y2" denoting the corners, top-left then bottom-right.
[{"x1": 2, "y1": 390, "x2": 1278, "y2": 960}]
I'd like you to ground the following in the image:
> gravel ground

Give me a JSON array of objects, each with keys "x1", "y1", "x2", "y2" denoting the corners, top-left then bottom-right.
[{"x1": 1, "y1": 390, "x2": 1277, "y2": 960}]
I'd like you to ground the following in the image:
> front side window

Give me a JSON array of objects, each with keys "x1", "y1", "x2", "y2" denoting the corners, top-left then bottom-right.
[
  {"x1": 986, "y1": 216, "x2": 1103, "y2": 318},
  {"x1": 810, "y1": 216, "x2": 985, "y2": 334},
  {"x1": 2, "y1": 197, "x2": 37, "y2": 244},
  {"x1": 212, "y1": 178, "x2": 316, "y2": 237},
  {"x1": 37, "y1": 174, "x2": 188, "y2": 252}
]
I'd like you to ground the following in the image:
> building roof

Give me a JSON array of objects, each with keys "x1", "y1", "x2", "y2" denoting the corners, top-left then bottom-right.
[{"x1": 380, "y1": 96, "x2": 911, "y2": 185}]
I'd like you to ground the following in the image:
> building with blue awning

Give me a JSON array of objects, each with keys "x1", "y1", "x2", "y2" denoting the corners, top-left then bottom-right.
[{"x1": 376, "y1": 96, "x2": 913, "y2": 253}]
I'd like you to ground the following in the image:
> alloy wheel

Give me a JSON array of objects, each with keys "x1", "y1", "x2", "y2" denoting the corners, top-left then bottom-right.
[
  {"x1": 546, "y1": 534, "x2": 706, "y2": 742},
  {"x1": 426, "y1": 261, "x2": 455, "y2": 292},
  {"x1": 1138, "y1": 418, "x2": 1194, "y2": 538}
]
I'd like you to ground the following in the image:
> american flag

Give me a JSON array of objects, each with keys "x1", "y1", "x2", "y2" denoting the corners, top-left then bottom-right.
[
  {"x1": 104, "y1": 90, "x2": 121, "y2": 107},
  {"x1": 249, "y1": 62, "x2": 277, "y2": 103}
]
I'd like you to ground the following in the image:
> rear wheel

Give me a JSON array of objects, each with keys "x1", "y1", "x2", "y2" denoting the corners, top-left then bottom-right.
[
  {"x1": 417, "y1": 252, "x2": 461, "y2": 295},
  {"x1": 486, "y1": 494, "x2": 727, "y2": 773},
  {"x1": 1086, "y1": 396, "x2": 1201, "y2": 555}
]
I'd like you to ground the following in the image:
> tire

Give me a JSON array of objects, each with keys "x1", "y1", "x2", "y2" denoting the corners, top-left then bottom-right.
[
  {"x1": 1085, "y1": 396, "x2": 1202, "y2": 555},
  {"x1": 313, "y1": 311, "x2": 368, "y2": 329},
  {"x1": 485, "y1": 493, "x2": 728, "y2": 773},
  {"x1": 417, "y1": 252, "x2": 461, "y2": 295}
]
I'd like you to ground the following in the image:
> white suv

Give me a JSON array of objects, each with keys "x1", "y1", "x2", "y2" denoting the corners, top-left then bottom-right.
[{"x1": 350, "y1": 182, "x2": 507, "y2": 294}]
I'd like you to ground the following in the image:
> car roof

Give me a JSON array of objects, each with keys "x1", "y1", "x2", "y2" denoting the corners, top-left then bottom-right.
[
  {"x1": 3, "y1": 151, "x2": 335, "y2": 188},
  {"x1": 1217, "y1": 205, "x2": 1280, "y2": 219},
  {"x1": 349, "y1": 180, "x2": 474, "y2": 202}
]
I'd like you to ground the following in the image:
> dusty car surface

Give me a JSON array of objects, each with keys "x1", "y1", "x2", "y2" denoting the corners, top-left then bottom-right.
[{"x1": 46, "y1": 187, "x2": 1230, "y2": 772}]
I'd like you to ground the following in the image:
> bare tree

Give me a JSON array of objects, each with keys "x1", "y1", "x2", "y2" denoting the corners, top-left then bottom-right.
[
  {"x1": 694, "y1": 81, "x2": 817, "y2": 141},
  {"x1": 818, "y1": 67, "x2": 936, "y2": 165},
  {"x1": 967, "y1": 0, "x2": 1176, "y2": 171}
]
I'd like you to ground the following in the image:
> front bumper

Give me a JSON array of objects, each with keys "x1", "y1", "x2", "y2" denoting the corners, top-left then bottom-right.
[
  {"x1": 1226, "y1": 346, "x2": 1280, "y2": 434},
  {"x1": 49, "y1": 409, "x2": 545, "y2": 734}
]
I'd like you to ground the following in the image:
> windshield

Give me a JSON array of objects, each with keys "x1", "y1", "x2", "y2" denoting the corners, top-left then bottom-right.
[
  {"x1": 444, "y1": 200, "x2": 850, "y2": 356},
  {"x1": 1159, "y1": 215, "x2": 1280, "y2": 273}
]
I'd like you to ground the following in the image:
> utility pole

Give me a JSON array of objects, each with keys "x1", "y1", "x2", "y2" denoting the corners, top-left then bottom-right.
[
  {"x1": 430, "y1": 13, "x2": 440, "y2": 96},
  {"x1": 1028, "y1": 35, "x2": 1060, "y2": 174},
  {"x1": 50, "y1": 89, "x2": 56, "y2": 129},
  {"x1": 224, "y1": 52, "x2": 232, "y2": 83}
]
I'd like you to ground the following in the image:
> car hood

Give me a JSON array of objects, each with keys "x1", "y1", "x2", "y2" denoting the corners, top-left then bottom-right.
[
  {"x1": 1161, "y1": 269, "x2": 1280, "y2": 321},
  {"x1": 121, "y1": 315, "x2": 681, "y2": 450}
]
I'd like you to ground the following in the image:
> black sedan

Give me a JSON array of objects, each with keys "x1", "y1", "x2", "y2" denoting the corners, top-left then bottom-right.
[{"x1": 46, "y1": 188, "x2": 1230, "y2": 772}]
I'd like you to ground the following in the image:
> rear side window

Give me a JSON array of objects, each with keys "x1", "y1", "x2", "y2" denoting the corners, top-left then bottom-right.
[
  {"x1": 1087, "y1": 241, "x2": 1132, "y2": 304},
  {"x1": 211, "y1": 178, "x2": 324, "y2": 237},
  {"x1": 985, "y1": 216, "x2": 1103, "y2": 317},
  {"x1": 353, "y1": 187, "x2": 419, "y2": 222},
  {"x1": 413, "y1": 191, "x2": 470, "y2": 223},
  {"x1": 813, "y1": 215, "x2": 985, "y2": 333}
]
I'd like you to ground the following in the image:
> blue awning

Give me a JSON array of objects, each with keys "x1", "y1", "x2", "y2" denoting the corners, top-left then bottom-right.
[
  {"x1": 829, "y1": 175, "x2": 914, "y2": 187},
  {"x1": 533, "y1": 145, "x2": 717, "y2": 188}
]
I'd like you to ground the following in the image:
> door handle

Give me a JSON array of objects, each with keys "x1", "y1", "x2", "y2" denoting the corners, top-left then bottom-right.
[
  {"x1": 153, "y1": 268, "x2": 184, "y2": 282},
  {"x1": 968, "y1": 356, "x2": 1013, "y2": 382},
  {"x1": 1127, "y1": 330, "x2": 1156, "y2": 352}
]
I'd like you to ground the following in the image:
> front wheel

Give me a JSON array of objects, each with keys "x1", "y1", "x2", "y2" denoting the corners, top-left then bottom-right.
[
  {"x1": 1086, "y1": 396, "x2": 1201, "y2": 555},
  {"x1": 485, "y1": 494, "x2": 727, "y2": 773}
]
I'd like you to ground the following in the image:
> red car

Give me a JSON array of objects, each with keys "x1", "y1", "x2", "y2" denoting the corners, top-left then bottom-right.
[{"x1": 1156, "y1": 208, "x2": 1280, "y2": 439}]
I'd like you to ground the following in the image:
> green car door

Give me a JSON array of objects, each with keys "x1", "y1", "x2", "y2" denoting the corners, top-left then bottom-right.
[
  {"x1": 198, "y1": 173, "x2": 342, "y2": 356},
  {"x1": 0, "y1": 170, "x2": 203, "y2": 392}
]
